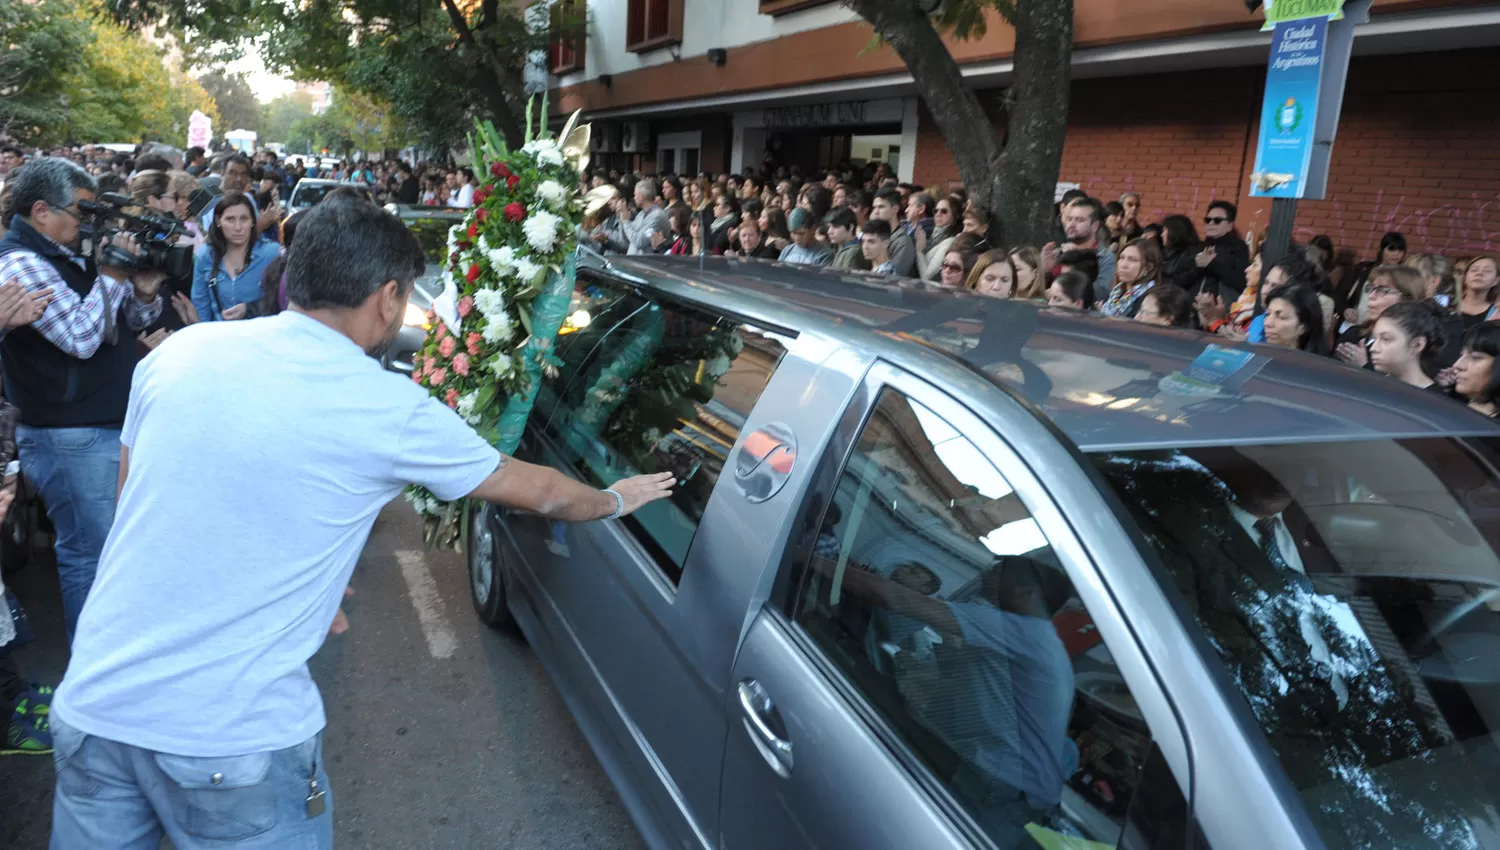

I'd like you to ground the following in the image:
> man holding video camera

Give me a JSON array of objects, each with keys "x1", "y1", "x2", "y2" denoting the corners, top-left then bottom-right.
[{"x1": 0, "y1": 157, "x2": 165, "y2": 641}]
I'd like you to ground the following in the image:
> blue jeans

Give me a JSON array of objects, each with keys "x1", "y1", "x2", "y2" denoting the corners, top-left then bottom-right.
[
  {"x1": 50, "y1": 715, "x2": 334, "y2": 850},
  {"x1": 16, "y1": 425, "x2": 120, "y2": 642}
]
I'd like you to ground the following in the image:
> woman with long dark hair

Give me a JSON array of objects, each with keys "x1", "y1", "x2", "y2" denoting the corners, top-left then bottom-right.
[
  {"x1": 1453, "y1": 323, "x2": 1500, "y2": 417},
  {"x1": 1263, "y1": 284, "x2": 1328, "y2": 355},
  {"x1": 191, "y1": 193, "x2": 279, "y2": 322},
  {"x1": 1370, "y1": 301, "x2": 1448, "y2": 392},
  {"x1": 1159, "y1": 214, "x2": 1201, "y2": 290}
]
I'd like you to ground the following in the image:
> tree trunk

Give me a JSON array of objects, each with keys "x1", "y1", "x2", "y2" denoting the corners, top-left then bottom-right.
[
  {"x1": 440, "y1": 0, "x2": 525, "y2": 147},
  {"x1": 843, "y1": 0, "x2": 1073, "y2": 248}
]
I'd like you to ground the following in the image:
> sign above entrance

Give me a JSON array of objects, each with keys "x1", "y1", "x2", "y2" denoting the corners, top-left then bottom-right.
[
  {"x1": 762, "y1": 101, "x2": 872, "y2": 129},
  {"x1": 1261, "y1": 0, "x2": 1344, "y2": 30}
]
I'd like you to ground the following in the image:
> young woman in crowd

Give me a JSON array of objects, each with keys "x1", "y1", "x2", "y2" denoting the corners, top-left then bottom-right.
[
  {"x1": 967, "y1": 251, "x2": 1015, "y2": 298},
  {"x1": 660, "y1": 176, "x2": 684, "y2": 212},
  {"x1": 1158, "y1": 214, "x2": 1202, "y2": 290},
  {"x1": 663, "y1": 205, "x2": 694, "y2": 255},
  {"x1": 710, "y1": 194, "x2": 741, "y2": 254},
  {"x1": 1008, "y1": 246, "x2": 1044, "y2": 299},
  {"x1": 685, "y1": 180, "x2": 704, "y2": 212},
  {"x1": 1103, "y1": 201, "x2": 1127, "y2": 251},
  {"x1": 127, "y1": 170, "x2": 198, "y2": 339},
  {"x1": 1134, "y1": 284, "x2": 1194, "y2": 327},
  {"x1": 1454, "y1": 323, "x2": 1500, "y2": 418},
  {"x1": 916, "y1": 195, "x2": 962, "y2": 281},
  {"x1": 1262, "y1": 283, "x2": 1328, "y2": 355},
  {"x1": 191, "y1": 192, "x2": 279, "y2": 322},
  {"x1": 1370, "y1": 301, "x2": 1448, "y2": 393},
  {"x1": 1046, "y1": 270, "x2": 1096, "y2": 311},
  {"x1": 1100, "y1": 238, "x2": 1164, "y2": 318},
  {"x1": 1334, "y1": 264, "x2": 1426, "y2": 369},
  {"x1": 1119, "y1": 192, "x2": 1143, "y2": 241},
  {"x1": 1336, "y1": 231, "x2": 1406, "y2": 323},
  {"x1": 759, "y1": 206, "x2": 791, "y2": 254},
  {"x1": 1458, "y1": 255, "x2": 1500, "y2": 332},
  {"x1": 938, "y1": 247, "x2": 979, "y2": 288}
]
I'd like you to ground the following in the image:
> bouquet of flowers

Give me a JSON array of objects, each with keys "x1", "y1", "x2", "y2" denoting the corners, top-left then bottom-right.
[{"x1": 405, "y1": 99, "x2": 590, "y2": 547}]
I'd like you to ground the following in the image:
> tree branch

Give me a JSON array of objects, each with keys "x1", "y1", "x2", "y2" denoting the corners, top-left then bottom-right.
[{"x1": 439, "y1": 0, "x2": 524, "y2": 145}]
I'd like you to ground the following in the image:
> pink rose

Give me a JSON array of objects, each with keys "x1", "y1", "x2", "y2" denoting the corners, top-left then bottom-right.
[
  {"x1": 412, "y1": 370, "x2": 423, "y2": 383},
  {"x1": 466, "y1": 332, "x2": 482, "y2": 356},
  {"x1": 438, "y1": 336, "x2": 456, "y2": 358},
  {"x1": 435, "y1": 323, "x2": 447, "y2": 342},
  {"x1": 458, "y1": 295, "x2": 474, "y2": 318},
  {"x1": 430, "y1": 367, "x2": 447, "y2": 385},
  {"x1": 445, "y1": 388, "x2": 459, "y2": 408},
  {"x1": 453, "y1": 352, "x2": 471, "y2": 377}
]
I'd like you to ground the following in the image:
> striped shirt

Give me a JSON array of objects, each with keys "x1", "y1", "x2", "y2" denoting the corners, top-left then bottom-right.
[{"x1": 0, "y1": 235, "x2": 162, "y2": 357}]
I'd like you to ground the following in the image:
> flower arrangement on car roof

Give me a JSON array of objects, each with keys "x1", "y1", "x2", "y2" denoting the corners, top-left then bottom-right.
[{"x1": 405, "y1": 98, "x2": 591, "y2": 548}]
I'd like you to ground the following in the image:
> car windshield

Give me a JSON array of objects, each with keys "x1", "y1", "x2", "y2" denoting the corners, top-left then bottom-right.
[
  {"x1": 1091, "y1": 438, "x2": 1500, "y2": 849},
  {"x1": 403, "y1": 217, "x2": 456, "y2": 268}
]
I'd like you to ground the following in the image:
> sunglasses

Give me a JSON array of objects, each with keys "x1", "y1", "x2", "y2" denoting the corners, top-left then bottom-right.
[
  {"x1": 1204, "y1": 216, "x2": 1230, "y2": 225},
  {"x1": 942, "y1": 262, "x2": 965, "y2": 273}
]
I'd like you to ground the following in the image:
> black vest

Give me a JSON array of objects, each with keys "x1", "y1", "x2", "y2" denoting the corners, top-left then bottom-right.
[{"x1": 0, "y1": 217, "x2": 139, "y2": 428}]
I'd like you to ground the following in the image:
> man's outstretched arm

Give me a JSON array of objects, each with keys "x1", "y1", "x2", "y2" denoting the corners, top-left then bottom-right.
[{"x1": 468, "y1": 457, "x2": 674, "y2": 522}]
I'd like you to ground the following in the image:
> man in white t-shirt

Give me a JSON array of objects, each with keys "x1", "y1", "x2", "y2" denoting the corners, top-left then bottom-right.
[{"x1": 46, "y1": 196, "x2": 673, "y2": 849}]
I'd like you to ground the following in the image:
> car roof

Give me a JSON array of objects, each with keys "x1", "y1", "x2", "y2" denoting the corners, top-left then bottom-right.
[{"x1": 599, "y1": 255, "x2": 1498, "y2": 451}]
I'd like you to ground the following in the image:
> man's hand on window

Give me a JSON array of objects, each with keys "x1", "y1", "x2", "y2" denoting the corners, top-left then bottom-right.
[{"x1": 0, "y1": 279, "x2": 52, "y2": 328}]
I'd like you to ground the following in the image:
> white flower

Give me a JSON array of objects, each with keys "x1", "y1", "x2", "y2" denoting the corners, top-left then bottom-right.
[
  {"x1": 513, "y1": 256, "x2": 542, "y2": 286},
  {"x1": 705, "y1": 354, "x2": 732, "y2": 377},
  {"x1": 446, "y1": 225, "x2": 461, "y2": 254},
  {"x1": 482, "y1": 312, "x2": 514, "y2": 344},
  {"x1": 537, "y1": 148, "x2": 564, "y2": 168},
  {"x1": 488, "y1": 354, "x2": 514, "y2": 377},
  {"x1": 456, "y1": 390, "x2": 481, "y2": 424},
  {"x1": 521, "y1": 138, "x2": 560, "y2": 156},
  {"x1": 522, "y1": 209, "x2": 562, "y2": 254},
  {"x1": 473, "y1": 288, "x2": 506, "y2": 317},
  {"x1": 486, "y1": 245, "x2": 516, "y2": 275},
  {"x1": 477, "y1": 234, "x2": 491, "y2": 253},
  {"x1": 536, "y1": 179, "x2": 569, "y2": 210}
]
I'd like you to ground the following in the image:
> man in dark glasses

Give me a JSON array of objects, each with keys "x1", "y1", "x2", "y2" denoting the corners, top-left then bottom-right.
[{"x1": 1194, "y1": 200, "x2": 1251, "y2": 302}]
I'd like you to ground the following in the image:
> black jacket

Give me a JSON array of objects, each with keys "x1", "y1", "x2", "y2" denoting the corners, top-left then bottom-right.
[
  {"x1": 1200, "y1": 232, "x2": 1250, "y2": 298},
  {"x1": 1162, "y1": 242, "x2": 1203, "y2": 291}
]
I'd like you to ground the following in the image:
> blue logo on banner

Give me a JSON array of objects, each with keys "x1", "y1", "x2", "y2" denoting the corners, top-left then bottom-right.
[{"x1": 1250, "y1": 18, "x2": 1328, "y2": 199}]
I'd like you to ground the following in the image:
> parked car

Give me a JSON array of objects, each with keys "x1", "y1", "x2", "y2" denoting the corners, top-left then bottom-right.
[
  {"x1": 382, "y1": 205, "x2": 466, "y2": 373},
  {"x1": 464, "y1": 252, "x2": 1500, "y2": 850},
  {"x1": 285, "y1": 179, "x2": 372, "y2": 212}
]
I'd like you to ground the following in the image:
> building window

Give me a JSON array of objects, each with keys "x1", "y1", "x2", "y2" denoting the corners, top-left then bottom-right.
[
  {"x1": 549, "y1": 0, "x2": 585, "y2": 76},
  {"x1": 626, "y1": 0, "x2": 682, "y2": 53},
  {"x1": 758, "y1": 0, "x2": 833, "y2": 15}
]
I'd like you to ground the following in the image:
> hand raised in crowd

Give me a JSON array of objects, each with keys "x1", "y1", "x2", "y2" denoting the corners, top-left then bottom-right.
[
  {"x1": 221, "y1": 303, "x2": 249, "y2": 321},
  {"x1": 650, "y1": 230, "x2": 666, "y2": 251},
  {"x1": 0, "y1": 280, "x2": 53, "y2": 328},
  {"x1": 1195, "y1": 245, "x2": 1217, "y2": 269},
  {"x1": 1194, "y1": 290, "x2": 1227, "y2": 327},
  {"x1": 1435, "y1": 366, "x2": 1458, "y2": 388},
  {"x1": 914, "y1": 223, "x2": 928, "y2": 253},
  {"x1": 256, "y1": 202, "x2": 282, "y2": 234},
  {"x1": 1040, "y1": 242, "x2": 1060, "y2": 272},
  {"x1": 171, "y1": 292, "x2": 199, "y2": 326},
  {"x1": 137, "y1": 328, "x2": 171, "y2": 350},
  {"x1": 1335, "y1": 341, "x2": 1370, "y2": 368}
]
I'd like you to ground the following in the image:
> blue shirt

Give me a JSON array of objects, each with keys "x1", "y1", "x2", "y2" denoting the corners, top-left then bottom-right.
[
  {"x1": 192, "y1": 241, "x2": 280, "y2": 321},
  {"x1": 1248, "y1": 313, "x2": 1267, "y2": 343}
]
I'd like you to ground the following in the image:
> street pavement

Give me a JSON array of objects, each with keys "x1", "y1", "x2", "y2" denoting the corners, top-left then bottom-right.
[{"x1": 0, "y1": 503, "x2": 646, "y2": 850}]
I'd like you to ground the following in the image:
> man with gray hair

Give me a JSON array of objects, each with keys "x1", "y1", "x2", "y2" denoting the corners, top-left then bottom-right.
[
  {"x1": 615, "y1": 177, "x2": 670, "y2": 255},
  {"x1": 0, "y1": 156, "x2": 165, "y2": 642}
]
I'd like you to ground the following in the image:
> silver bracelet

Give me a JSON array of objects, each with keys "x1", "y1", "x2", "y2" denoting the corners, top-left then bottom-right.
[{"x1": 603, "y1": 488, "x2": 624, "y2": 520}]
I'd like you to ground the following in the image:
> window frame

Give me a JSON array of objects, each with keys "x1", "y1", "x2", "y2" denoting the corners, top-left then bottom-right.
[
  {"x1": 772, "y1": 360, "x2": 1197, "y2": 847},
  {"x1": 625, "y1": 0, "x2": 683, "y2": 54},
  {"x1": 548, "y1": 0, "x2": 585, "y2": 76},
  {"x1": 758, "y1": 0, "x2": 834, "y2": 16}
]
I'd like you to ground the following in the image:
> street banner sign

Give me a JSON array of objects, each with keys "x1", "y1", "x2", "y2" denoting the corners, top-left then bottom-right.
[
  {"x1": 1261, "y1": 0, "x2": 1344, "y2": 29},
  {"x1": 187, "y1": 110, "x2": 213, "y2": 149},
  {"x1": 1249, "y1": 18, "x2": 1328, "y2": 199}
]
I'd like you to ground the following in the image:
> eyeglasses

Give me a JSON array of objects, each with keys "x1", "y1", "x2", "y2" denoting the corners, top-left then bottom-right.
[
  {"x1": 942, "y1": 262, "x2": 964, "y2": 273},
  {"x1": 1368, "y1": 285, "x2": 1400, "y2": 297},
  {"x1": 1204, "y1": 216, "x2": 1230, "y2": 225},
  {"x1": 50, "y1": 204, "x2": 82, "y2": 222}
]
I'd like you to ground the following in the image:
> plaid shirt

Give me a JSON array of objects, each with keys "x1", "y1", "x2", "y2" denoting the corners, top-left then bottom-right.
[{"x1": 0, "y1": 236, "x2": 162, "y2": 358}]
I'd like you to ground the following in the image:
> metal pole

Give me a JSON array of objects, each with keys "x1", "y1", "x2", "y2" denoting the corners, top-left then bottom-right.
[{"x1": 1261, "y1": 197, "x2": 1299, "y2": 276}]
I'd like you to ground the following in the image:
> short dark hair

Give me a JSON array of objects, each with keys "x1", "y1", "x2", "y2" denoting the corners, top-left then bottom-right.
[
  {"x1": 286, "y1": 197, "x2": 425, "y2": 310},
  {"x1": 1, "y1": 145, "x2": 23, "y2": 158},
  {"x1": 1161, "y1": 214, "x2": 1199, "y2": 250},
  {"x1": 10, "y1": 156, "x2": 97, "y2": 218},
  {"x1": 847, "y1": 189, "x2": 873, "y2": 212},
  {"x1": 1060, "y1": 188, "x2": 1087, "y2": 206},
  {"x1": 802, "y1": 185, "x2": 832, "y2": 221},
  {"x1": 136, "y1": 153, "x2": 172, "y2": 173},
  {"x1": 874, "y1": 188, "x2": 902, "y2": 210},
  {"x1": 1379, "y1": 300, "x2": 1447, "y2": 377},
  {"x1": 224, "y1": 154, "x2": 252, "y2": 174},
  {"x1": 1207, "y1": 200, "x2": 1238, "y2": 221},
  {"x1": 1462, "y1": 322, "x2": 1500, "y2": 405},
  {"x1": 862, "y1": 219, "x2": 892, "y2": 240},
  {"x1": 1378, "y1": 231, "x2": 1407, "y2": 256},
  {"x1": 742, "y1": 198, "x2": 764, "y2": 221},
  {"x1": 1070, "y1": 196, "x2": 1103, "y2": 224},
  {"x1": 824, "y1": 206, "x2": 857, "y2": 232},
  {"x1": 1058, "y1": 248, "x2": 1099, "y2": 284},
  {"x1": 1146, "y1": 284, "x2": 1194, "y2": 326}
]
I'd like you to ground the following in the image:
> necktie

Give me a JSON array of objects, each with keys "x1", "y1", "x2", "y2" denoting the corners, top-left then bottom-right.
[{"x1": 1255, "y1": 515, "x2": 1313, "y2": 593}]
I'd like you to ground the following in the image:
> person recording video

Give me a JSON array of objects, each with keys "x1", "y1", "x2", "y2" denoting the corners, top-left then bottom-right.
[{"x1": 0, "y1": 157, "x2": 166, "y2": 642}]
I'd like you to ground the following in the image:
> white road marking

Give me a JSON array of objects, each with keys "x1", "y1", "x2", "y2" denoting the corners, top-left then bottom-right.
[{"x1": 396, "y1": 549, "x2": 458, "y2": 659}]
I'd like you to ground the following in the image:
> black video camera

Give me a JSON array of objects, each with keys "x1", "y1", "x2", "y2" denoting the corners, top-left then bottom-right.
[{"x1": 77, "y1": 191, "x2": 210, "y2": 280}]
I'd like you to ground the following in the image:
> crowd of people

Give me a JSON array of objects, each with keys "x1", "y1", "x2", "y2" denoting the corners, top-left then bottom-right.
[{"x1": 576, "y1": 162, "x2": 1500, "y2": 417}]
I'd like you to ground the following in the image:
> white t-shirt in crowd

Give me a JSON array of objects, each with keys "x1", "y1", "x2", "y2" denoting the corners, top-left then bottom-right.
[
  {"x1": 455, "y1": 183, "x2": 475, "y2": 208},
  {"x1": 53, "y1": 311, "x2": 501, "y2": 757}
]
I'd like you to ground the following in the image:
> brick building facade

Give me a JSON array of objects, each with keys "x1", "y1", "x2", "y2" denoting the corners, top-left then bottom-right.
[{"x1": 550, "y1": 1, "x2": 1500, "y2": 261}]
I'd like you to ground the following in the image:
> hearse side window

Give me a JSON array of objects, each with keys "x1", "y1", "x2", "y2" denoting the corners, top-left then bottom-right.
[
  {"x1": 791, "y1": 387, "x2": 1190, "y2": 848},
  {"x1": 532, "y1": 275, "x2": 789, "y2": 585}
]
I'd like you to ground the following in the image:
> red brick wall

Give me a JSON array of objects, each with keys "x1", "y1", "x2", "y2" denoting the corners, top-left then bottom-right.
[{"x1": 912, "y1": 48, "x2": 1500, "y2": 261}]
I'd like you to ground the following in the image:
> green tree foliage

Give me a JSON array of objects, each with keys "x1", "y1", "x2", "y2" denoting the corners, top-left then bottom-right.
[
  {"x1": 258, "y1": 90, "x2": 316, "y2": 148},
  {"x1": 105, "y1": 0, "x2": 583, "y2": 151},
  {"x1": 197, "y1": 71, "x2": 261, "y2": 133},
  {"x1": 274, "y1": 88, "x2": 404, "y2": 157},
  {"x1": 0, "y1": 0, "x2": 95, "y2": 143}
]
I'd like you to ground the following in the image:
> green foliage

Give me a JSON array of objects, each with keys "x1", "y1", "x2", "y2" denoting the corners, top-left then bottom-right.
[
  {"x1": 0, "y1": 0, "x2": 95, "y2": 143},
  {"x1": 931, "y1": 0, "x2": 1017, "y2": 39},
  {"x1": 258, "y1": 91, "x2": 316, "y2": 147},
  {"x1": 196, "y1": 71, "x2": 260, "y2": 133}
]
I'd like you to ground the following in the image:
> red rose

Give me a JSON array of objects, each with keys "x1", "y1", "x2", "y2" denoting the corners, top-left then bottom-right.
[
  {"x1": 466, "y1": 263, "x2": 481, "y2": 283},
  {"x1": 504, "y1": 202, "x2": 525, "y2": 222},
  {"x1": 466, "y1": 223, "x2": 478, "y2": 239},
  {"x1": 474, "y1": 187, "x2": 489, "y2": 205},
  {"x1": 489, "y1": 162, "x2": 504, "y2": 177},
  {"x1": 476, "y1": 208, "x2": 488, "y2": 223},
  {"x1": 457, "y1": 238, "x2": 471, "y2": 250},
  {"x1": 506, "y1": 174, "x2": 520, "y2": 190}
]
